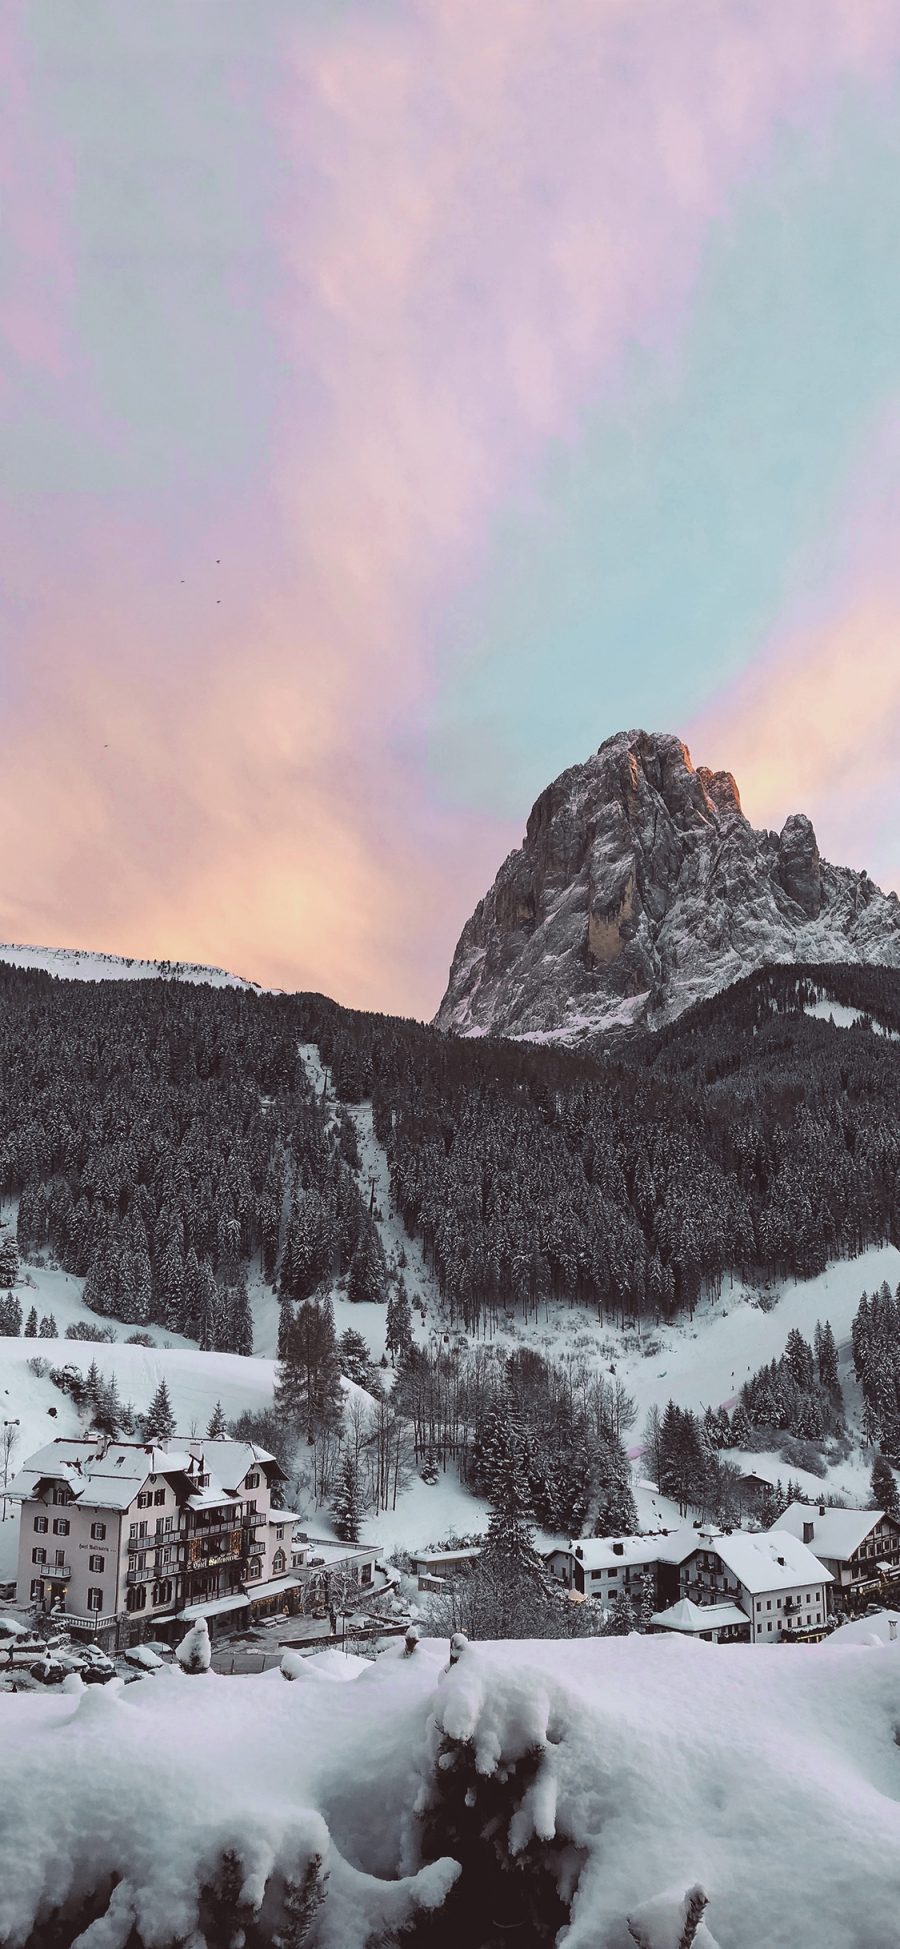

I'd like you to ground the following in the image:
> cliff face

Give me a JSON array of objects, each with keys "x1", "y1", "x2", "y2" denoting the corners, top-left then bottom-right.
[{"x1": 435, "y1": 729, "x2": 900, "y2": 1041}]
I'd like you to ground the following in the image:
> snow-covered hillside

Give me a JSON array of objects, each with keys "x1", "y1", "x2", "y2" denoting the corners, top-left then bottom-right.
[
  {"x1": 0, "y1": 941, "x2": 266, "y2": 991},
  {"x1": 3, "y1": 1630, "x2": 900, "y2": 1949}
]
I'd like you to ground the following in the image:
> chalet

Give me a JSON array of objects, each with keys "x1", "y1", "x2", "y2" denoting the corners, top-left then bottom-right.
[
  {"x1": 546, "y1": 1531, "x2": 696, "y2": 1611},
  {"x1": 679, "y1": 1528, "x2": 831, "y2": 1643},
  {"x1": 411, "y1": 1546, "x2": 481, "y2": 1591},
  {"x1": 773, "y1": 1503, "x2": 900, "y2": 1598},
  {"x1": 9, "y1": 1436, "x2": 304, "y2": 1649}
]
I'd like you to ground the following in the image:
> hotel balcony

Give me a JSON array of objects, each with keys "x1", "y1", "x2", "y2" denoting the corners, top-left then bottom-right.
[{"x1": 42, "y1": 1563, "x2": 71, "y2": 1581}]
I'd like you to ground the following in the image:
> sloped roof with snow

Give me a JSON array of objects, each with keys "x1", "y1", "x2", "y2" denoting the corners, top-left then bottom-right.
[
  {"x1": 685, "y1": 1527, "x2": 832, "y2": 1594},
  {"x1": 8, "y1": 1439, "x2": 174, "y2": 1510},
  {"x1": 199, "y1": 1439, "x2": 284, "y2": 1487},
  {"x1": 566, "y1": 1529, "x2": 698, "y2": 1573},
  {"x1": 652, "y1": 1598, "x2": 749, "y2": 1634},
  {"x1": 775, "y1": 1502, "x2": 889, "y2": 1562},
  {"x1": 9, "y1": 1436, "x2": 284, "y2": 1514}
]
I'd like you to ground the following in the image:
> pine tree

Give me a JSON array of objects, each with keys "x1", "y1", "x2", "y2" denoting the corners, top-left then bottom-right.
[
  {"x1": 337, "y1": 1328, "x2": 372, "y2": 1389},
  {"x1": 0, "y1": 1293, "x2": 22, "y2": 1335},
  {"x1": 347, "y1": 1220, "x2": 387, "y2": 1306},
  {"x1": 385, "y1": 1283, "x2": 413, "y2": 1365},
  {"x1": 39, "y1": 1314, "x2": 57, "y2": 1337},
  {"x1": 0, "y1": 1230, "x2": 19, "y2": 1286},
  {"x1": 332, "y1": 1451, "x2": 363, "y2": 1543},
  {"x1": 592, "y1": 1433, "x2": 638, "y2": 1537},
  {"x1": 144, "y1": 1377, "x2": 176, "y2": 1445},
  {"x1": 871, "y1": 1452, "x2": 900, "y2": 1520},
  {"x1": 24, "y1": 1306, "x2": 37, "y2": 1338},
  {"x1": 606, "y1": 1587, "x2": 637, "y2": 1636},
  {"x1": 206, "y1": 1400, "x2": 227, "y2": 1439}
]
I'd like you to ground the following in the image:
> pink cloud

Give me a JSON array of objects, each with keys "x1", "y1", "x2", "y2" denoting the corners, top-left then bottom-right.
[
  {"x1": 691, "y1": 409, "x2": 900, "y2": 889},
  {"x1": 4, "y1": 3, "x2": 900, "y2": 1012}
]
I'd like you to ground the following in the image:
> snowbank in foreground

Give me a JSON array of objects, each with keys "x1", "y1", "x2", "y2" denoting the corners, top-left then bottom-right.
[{"x1": 2, "y1": 1633, "x2": 899, "y2": 1948}]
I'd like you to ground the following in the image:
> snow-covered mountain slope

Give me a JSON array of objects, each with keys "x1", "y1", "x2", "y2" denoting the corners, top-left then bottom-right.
[
  {"x1": 0, "y1": 942, "x2": 267, "y2": 991},
  {"x1": 436, "y1": 728, "x2": 900, "y2": 1042},
  {"x1": 4, "y1": 1631, "x2": 900, "y2": 1949}
]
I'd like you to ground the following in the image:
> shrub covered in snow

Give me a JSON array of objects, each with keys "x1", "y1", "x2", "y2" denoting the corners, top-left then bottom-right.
[{"x1": 2, "y1": 1635, "x2": 900, "y2": 1947}]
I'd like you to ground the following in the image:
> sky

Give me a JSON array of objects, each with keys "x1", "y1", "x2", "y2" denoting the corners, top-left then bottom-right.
[{"x1": 4, "y1": 1, "x2": 900, "y2": 1017}]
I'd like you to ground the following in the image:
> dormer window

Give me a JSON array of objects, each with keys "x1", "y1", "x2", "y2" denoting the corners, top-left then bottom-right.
[
  {"x1": 197, "y1": 1474, "x2": 209, "y2": 1488},
  {"x1": 52, "y1": 1486, "x2": 69, "y2": 1506},
  {"x1": 246, "y1": 1472, "x2": 260, "y2": 1490}
]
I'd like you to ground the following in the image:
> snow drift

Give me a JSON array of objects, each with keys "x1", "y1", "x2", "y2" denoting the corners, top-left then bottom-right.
[{"x1": 2, "y1": 1633, "x2": 900, "y2": 1947}]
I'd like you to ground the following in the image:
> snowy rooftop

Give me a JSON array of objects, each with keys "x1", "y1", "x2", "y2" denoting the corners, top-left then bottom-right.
[
  {"x1": 686, "y1": 1527, "x2": 833, "y2": 1594},
  {"x1": 179, "y1": 1593, "x2": 250, "y2": 1622},
  {"x1": 775, "y1": 1502, "x2": 888, "y2": 1562},
  {"x1": 826, "y1": 1609, "x2": 900, "y2": 1648},
  {"x1": 565, "y1": 1529, "x2": 697, "y2": 1573},
  {"x1": 652, "y1": 1598, "x2": 749, "y2": 1635},
  {"x1": 8, "y1": 1439, "x2": 180, "y2": 1511},
  {"x1": 9, "y1": 1435, "x2": 284, "y2": 1516}
]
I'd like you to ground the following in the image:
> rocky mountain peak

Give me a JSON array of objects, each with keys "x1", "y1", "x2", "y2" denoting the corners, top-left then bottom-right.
[{"x1": 436, "y1": 729, "x2": 900, "y2": 1042}]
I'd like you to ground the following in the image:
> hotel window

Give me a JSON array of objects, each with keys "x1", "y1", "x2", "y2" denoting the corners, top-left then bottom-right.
[
  {"x1": 137, "y1": 1492, "x2": 152, "y2": 1509},
  {"x1": 52, "y1": 1487, "x2": 69, "y2": 1506},
  {"x1": 53, "y1": 1518, "x2": 70, "y2": 1535},
  {"x1": 87, "y1": 1588, "x2": 103, "y2": 1612},
  {"x1": 32, "y1": 1548, "x2": 46, "y2": 1565},
  {"x1": 154, "y1": 1488, "x2": 165, "y2": 1505},
  {"x1": 33, "y1": 1515, "x2": 48, "y2": 1533},
  {"x1": 89, "y1": 1554, "x2": 105, "y2": 1574},
  {"x1": 273, "y1": 1550, "x2": 286, "y2": 1574},
  {"x1": 246, "y1": 1473, "x2": 260, "y2": 1490},
  {"x1": 91, "y1": 1522, "x2": 106, "y2": 1541}
]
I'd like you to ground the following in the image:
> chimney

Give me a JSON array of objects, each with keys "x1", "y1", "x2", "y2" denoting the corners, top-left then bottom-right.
[
  {"x1": 819, "y1": 1504, "x2": 826, "y2": 1517},
  {"x1": 803, "y1": 1520, "x2": 814, "y2": 1545},
  {"x1": 890, "y1": 1619, "x2": 898, "y2": 1643},
  {"x1": 612, "y1": 1541, "x2": 625, "y2": 1556},
  {"x1": 575, "y1": 1546, "x2": 583, "y2": 1560},
  {"x1": 777, "y1": 1555, "x2": 785, "y2": 1567}
]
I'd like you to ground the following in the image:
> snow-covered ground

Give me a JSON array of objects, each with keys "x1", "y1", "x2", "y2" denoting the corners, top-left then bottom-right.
[
  {"x1": 0, "y1": 941, "x2": 266, "y2": 990},
  {"x1": 2, "y1": 1630, "x2": 900, "y2": 1949},
  {"x1": 804, "y1": 994, "x2": 900, "y2": 1039}
]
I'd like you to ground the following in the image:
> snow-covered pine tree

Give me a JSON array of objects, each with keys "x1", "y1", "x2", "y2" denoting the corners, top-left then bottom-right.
[
  {"x1": 39, "y1": 1313, "x2": 57, "y2": 1337},
  {"x1": 0, "y1": 1293, "x2": 22, "y2": 1334},
  {"x1": 0, "y1": 1230, "x2": 19, "y2": 1287},
  {"x1": 332, "y1": 1451, "x2": 363, "y2": 1543},
  {"x1": 206, "y1": 1399, "x2": 227, "y2": 1439},
  {"x1": 24, "y1": 1305, "x2": 37, "y2": 1337},
  {"x1": 385, "y1": 1282, "x2": 413, "y2": 1364},
  {"x1": 871, "y1": 1452, "x2": 900, "y2": 1520},
  {"x1": 337, "y1": 1327, "x2": 372, "y2": 1389},
  {"x1": 143, "y1": 1377, "x2": 175, "y2": 1445}
]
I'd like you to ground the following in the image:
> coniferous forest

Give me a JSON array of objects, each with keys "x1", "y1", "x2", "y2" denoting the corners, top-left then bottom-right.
[{"x1": 2, "y1": 961, "x2": 900, "y2": 1359}]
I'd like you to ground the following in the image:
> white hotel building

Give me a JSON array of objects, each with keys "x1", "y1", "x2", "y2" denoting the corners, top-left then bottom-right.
[{"x1": 9, "y1": 1435, "x2": 374, "y2": 1649}]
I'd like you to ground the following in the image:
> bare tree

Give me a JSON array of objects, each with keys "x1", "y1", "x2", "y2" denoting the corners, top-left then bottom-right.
[{"x1": 0, "y1": 1418, "x2": 20, "y2": 1521}]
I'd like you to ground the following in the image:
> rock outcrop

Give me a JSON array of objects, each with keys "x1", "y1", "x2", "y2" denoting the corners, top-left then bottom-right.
[{"x1": 435, "y1": 729, "x2": 900, "y2": 1041}]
